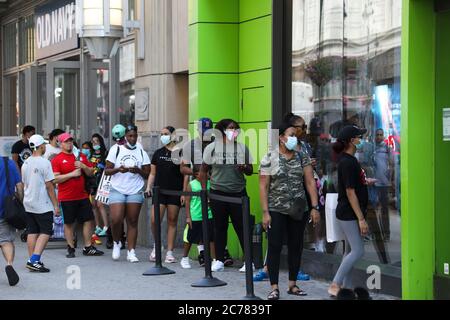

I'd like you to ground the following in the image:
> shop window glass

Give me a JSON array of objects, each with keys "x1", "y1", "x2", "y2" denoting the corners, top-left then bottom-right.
[{"x1": 292, "y1": 0, "x2": 401, "y2": 267}]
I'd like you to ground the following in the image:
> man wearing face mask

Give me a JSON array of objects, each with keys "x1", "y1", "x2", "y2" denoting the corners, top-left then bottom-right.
[
  {"x1": 11, "y1": 125, "x2": 35, "y2": 174},
  {"x1": 43, "y1": 129, "x2": 65, "y2": 161},
  {"x1": 51, "y1": 133, "x2": 104, "y2": 258}
]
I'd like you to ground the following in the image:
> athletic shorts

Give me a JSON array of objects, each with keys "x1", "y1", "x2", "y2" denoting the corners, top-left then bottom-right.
[
  {"x1": 0, "y1": 219, "x2": 15, "y2": 245},
  {"x1": 60, "y1": 199, "x2": 95, "y2": 225},
  {"x1": 153, "y1": 193, "x2": 181, "y2": 207},
  {"x1": 26, "y1": 212, "x2": 53, "y2": 235},
  {"x1": 186, "y1": 219, "x2": 214, "y2": 245}
]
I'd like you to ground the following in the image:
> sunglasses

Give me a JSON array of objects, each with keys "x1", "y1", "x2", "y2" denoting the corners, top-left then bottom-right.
[
  {"x1": 294, "y1": 124, "x2": 308, "y2": 130},
  {"x1": 126, "y1": 125, "x2": 138, "y2": 132}
]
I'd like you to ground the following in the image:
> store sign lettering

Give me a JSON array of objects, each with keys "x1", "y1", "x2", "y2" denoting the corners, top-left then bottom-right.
[{"x1": 35, "y1": 0, "x2": 78, "y2": 60}]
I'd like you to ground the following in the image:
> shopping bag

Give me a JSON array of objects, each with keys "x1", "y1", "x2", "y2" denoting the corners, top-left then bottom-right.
[
  {"x1": 325, "y1": 193, "x2": 345, "y2": 242},
  {"x1": 95, "y1": 172, "x2": 112, "y2": 205}
]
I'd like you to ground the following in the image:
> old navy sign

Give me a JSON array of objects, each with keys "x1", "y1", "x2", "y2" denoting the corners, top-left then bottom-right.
[{"x1": 35, "y1": 0, "x2": 78, "y2": 60}]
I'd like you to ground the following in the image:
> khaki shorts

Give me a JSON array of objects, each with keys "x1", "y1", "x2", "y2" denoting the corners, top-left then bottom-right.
[{"x1": 0, "y1": 219, "x2": 15, "y2": 245}]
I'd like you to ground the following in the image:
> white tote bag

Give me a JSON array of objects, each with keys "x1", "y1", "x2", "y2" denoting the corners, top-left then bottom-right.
[
  {"x1": 95, "y1": 172, "x2": 112, "y2": 205},
  {"x1": 325, "y1": 193, "x2": 345, "y2": 242}
]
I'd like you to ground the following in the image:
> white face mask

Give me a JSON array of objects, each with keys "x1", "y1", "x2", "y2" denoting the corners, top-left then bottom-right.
[
  {"x1": 225, "y1": 130, "x2": 237, "y2": 142},
  {"x1": 160, "y1": 135, "x2": 171, "y2": 146},
  {"x1": 125, "y1": 138, "x2": 137, "y2": 150}
]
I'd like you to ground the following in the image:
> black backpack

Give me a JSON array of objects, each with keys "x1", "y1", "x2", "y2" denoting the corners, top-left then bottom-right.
[{"x1": 2, "y1": 157, "x2": 27, "y2": 230}]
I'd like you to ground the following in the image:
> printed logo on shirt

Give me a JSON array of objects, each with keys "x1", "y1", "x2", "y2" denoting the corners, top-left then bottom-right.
[
  {"x1": 20, "y1": 148, "x2": 32, "y2": 162},
  {"x1": 120, "y1": 154, "x2": 140, "y2": 168},
  {"x1": 63, "y1": 160, "x2": 68, "y2": 164}
]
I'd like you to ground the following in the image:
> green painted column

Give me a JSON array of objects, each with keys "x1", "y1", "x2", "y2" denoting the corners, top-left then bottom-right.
[
  {"x1": 401, "y1": 0, "x2": 435, "y2": 299},
  {"x1": 189, "y1": 0, "x2": 272, "y2": 260}
]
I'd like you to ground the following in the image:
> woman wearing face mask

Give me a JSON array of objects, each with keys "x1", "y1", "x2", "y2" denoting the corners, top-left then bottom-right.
[
  {"x1": 259, "y1": 123, "x2": 320, "y2": 300},
  {"x1": 105, "y1": 125, "x2": 151, "y2": 262},
  {"x1": 90, "y1": 134, "x2": 109, "y2": 237},
  {"x1": 328, "y1": 125, "x2": 370, "y2": 297},
  {"x1": 200, "y1": 119, "x2": 254, "y2": 272},
  {"x1": 146, "y1": 126, "x2": 186, "y2": 263}
]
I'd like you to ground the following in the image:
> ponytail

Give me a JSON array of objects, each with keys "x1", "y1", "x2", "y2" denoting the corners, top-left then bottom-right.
[{"x1": 332, "y1": 139, "x2": 348, "y2": 154}]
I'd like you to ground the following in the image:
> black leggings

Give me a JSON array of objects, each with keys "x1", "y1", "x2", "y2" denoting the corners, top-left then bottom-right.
[
  {"x1": 267, "y1": 211, "x2": 309, "y2": 285},
  {"x1": 210, "y1": 189, "x2": 246, "y2": 262}
]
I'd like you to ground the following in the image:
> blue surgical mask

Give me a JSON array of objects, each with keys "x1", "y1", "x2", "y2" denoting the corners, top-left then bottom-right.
[
  {"x1": 81, "y1": 149, "x2": 91, "y2": 158},
  {"x1": 93, "y1": 145, "x2": 101, "y2": 151},
  {"x1": 126, "y1": 141, "x2": 137, "y2": 150},
  {"x1": 355, "y1": 139, "x2": 365, "y2": 150},
  {"x1": 160, "y1": 135, "x2": 171, "y2": 146},
  {"x1": 285, "y1": 136, "x2": 298, "y2": 151}
]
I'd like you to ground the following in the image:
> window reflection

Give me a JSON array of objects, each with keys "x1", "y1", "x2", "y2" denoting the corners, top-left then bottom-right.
[{"x1": 292, "y1": 0, "x2": 401, "y2": 266}]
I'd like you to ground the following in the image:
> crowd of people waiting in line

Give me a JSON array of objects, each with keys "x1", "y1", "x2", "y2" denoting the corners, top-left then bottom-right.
[{"x1": 0, "y1": 116, "x2": 372, "y2": 300}]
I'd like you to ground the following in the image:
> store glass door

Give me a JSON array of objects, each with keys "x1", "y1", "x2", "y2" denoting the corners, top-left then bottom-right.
[{"x1": 47, "y1": 61, "x2": 80, "y2": 140}]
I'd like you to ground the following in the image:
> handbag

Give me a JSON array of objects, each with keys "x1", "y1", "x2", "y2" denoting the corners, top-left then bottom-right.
[
  {"x1": 325, "y1": 193, "x2": 345, "y2": 242},
  {"x1": 2, "y1": 157, "x2": 27, "y2": 230},
  {"x1": 287, "y1": 196, "x2": 308, "y2": 221}
]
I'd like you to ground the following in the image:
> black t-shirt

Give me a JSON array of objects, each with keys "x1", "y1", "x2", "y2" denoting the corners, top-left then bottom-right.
[
  {"x1": 151, "y1": 147, "x2": 184, "y2": 191},
  {"x1": 11, "y1": 140, "x2": 32, "y2": 168},
  {"x1": 336, "y1": 153, "x2": 368, "y2": 221}
]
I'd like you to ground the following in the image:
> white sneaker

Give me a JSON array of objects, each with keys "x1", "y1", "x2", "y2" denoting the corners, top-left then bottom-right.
[
  {"x1": 180, "y1": 257, "x2": 191, "y2": 269},
  {"x1": 127, "y1": 249, "x2": 139, "y2": 263},
  {"x1": 165, "y1": 251, "x2": 177, "y2": 263},
  {"x1": 112, "y1": 241, "x2": 121, "y2": 260},
  {"x1": 149, "y1": 245, "x2": 164, "y2": 262},
  {"x1": 149, "y1": 247, "x2": 156, "y2": 262},
  {"x1": 211, "y1": 259, "x2": 224, "y2": 272},
  {"x1": 239, "y1": 263, "x2": 255, "y2": 273}
]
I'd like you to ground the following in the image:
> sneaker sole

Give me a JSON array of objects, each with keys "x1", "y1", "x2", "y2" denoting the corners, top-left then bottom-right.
[{"x1": 5, "y1": 266, "x2": 19, "y2": 286}]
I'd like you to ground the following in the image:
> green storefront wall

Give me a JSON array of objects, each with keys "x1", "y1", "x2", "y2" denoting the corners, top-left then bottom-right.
[
  {"x1": 189, "y1": 0, "x2": 272, "y2": 259},
  {"x1": 189, "y1": 0, "x2": 450, "y2": 299}
]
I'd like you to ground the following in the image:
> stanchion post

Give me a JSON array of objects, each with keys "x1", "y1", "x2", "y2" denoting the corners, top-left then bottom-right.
[
  {"x1": 191, "y1": 189, "x2": 226, "y2": 287},
  {"x1": 241, "y1": 196, "x2": 262, "y2": 300},
  {"x1": 143, "y1": 186, "x2": 175, "y2": 276}
]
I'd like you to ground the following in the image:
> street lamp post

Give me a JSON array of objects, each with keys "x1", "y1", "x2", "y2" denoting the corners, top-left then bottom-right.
[{"x1": 76, "y1": 0, "x2": 145, "y2": 60}]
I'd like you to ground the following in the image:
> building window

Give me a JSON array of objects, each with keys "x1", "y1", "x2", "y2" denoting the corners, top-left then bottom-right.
[
  {"x1": 119, "y1": 42, "x2": 135, "y2": 125},
  {"x1": 18, "y1": 15, "x2": 35, "y2": 65},
  {"x1": 3, "y1": 22, "x2": 17, "y2": 70},
  {"x1": 290, "y1": 0, "x2": 402, "y2": 266}
]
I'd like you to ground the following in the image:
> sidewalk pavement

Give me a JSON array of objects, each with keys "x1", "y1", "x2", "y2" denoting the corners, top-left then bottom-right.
[{"x1": 0, "y1": 237, "x2": 398, "y2": 300}]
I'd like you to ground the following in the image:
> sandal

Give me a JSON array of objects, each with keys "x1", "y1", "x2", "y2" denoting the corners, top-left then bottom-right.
[
  {"x1": 287, "y1": 285, "x2": 307, "y2": 296},
  {"x1": 267, "y1": 288, "x2": 280, "y2": 300}
]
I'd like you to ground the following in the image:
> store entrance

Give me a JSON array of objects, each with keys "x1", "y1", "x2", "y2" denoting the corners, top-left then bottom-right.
[{"x1": 25, "y1": 61, "x2": 80, "y2": 139}]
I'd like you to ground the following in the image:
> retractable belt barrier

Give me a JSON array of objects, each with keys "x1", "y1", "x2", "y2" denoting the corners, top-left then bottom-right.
[{"x1": 143, "y1": 186, "x2": 261, "y2": 299}]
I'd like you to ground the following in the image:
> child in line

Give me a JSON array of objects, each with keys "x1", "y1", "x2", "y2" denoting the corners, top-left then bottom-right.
[{"x1": 180, "y1": 165, "x2": 215, "y2": 269}]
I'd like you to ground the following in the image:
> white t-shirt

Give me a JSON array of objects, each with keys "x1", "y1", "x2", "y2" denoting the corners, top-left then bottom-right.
[
  {"x1": 21, "y1": 156, "x2": 55, "y2": 214},
  {"x1": 43, "y1": 144, "x2": 61, "y2": 161},
  {"x1": 106, "y1": 144, "x2": 150, "y2": 195}
]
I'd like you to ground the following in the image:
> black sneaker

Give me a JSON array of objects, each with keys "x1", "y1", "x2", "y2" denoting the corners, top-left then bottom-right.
[
  {"x1": 224, "y1": 249, "x2": 234, "y2": 267},
  {"x1": 198, "y1": 251, "x2": 205, "y2": 267},
  {"x1": 66, "y1": 246, "x2": 76, "y2": 258},
  {"x1": 83, "y1": 246, "x2": 104, "y2": 256},
  {"x1": 5, "y1": 265, "x2": 19, "y2": 286},
  {"x1": 26, "y1": 261, "x2": 50, "y2": 273}
]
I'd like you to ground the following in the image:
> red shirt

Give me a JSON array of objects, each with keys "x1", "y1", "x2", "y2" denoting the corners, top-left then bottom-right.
[{"x1": 51, "y1": 152, "x2": 92, "y2": 202}]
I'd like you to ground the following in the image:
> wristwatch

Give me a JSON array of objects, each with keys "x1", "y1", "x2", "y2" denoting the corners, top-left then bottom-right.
[{"x1": 311, "y1": 205, "x2": 320, "y2": 211}]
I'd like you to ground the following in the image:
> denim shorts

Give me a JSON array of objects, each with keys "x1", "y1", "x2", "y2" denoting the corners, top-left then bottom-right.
[{"x1": 108, "y1": 188, "x2": 144, "y2": 205}]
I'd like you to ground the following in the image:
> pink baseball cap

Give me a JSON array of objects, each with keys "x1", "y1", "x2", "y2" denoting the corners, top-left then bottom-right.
[{"x1": 57, "y1": 133, "x2": 73, "y2": 143}]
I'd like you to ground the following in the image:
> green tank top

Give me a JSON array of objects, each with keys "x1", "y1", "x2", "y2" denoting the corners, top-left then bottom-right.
[{"x1": 190, "y1": 179, "x2": 213, "y2": 221}]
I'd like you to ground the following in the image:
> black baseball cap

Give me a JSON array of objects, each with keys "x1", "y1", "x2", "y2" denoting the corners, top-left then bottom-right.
[{"x1": 337, "y1": 125, "x2": 367, "y2": 141}]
